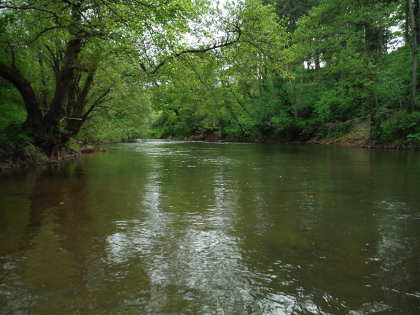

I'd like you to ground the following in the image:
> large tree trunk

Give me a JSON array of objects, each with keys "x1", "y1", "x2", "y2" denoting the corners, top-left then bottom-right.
[
  {"x1": 0, "y1": 37, "x2": 87, "y2": 157},
  {"x1": 39, "y1": 37, "x2": 84, "y2": 156},
  {"x1": 364, "y1": 24, "x2": 384, "y2": 141},
  {"x1": 0, "y1": 3, "x2": 110, "y2": 158},
  {"x1": 408, "y1": 0, "x2": 418, "y2": 112}
]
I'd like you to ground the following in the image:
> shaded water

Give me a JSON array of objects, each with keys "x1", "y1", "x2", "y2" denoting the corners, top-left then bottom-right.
[{"x1": 1, "y1": 140, "x2": 420, "y2": 314}]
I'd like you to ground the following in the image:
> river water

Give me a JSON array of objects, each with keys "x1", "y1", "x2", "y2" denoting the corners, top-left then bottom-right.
[{"x1": 1, "y1": 140, "x2": 420, "y2": 314}]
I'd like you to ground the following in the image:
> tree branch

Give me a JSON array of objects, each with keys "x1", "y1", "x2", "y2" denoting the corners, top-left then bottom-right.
[
  {"x1": 28, "y1": 26, "x2": 64, "y2": 45},
  {"x1": 140, "y1": 27, "x2": 242, "y2": 74},
  {"x1": 82, "y1": 87, "x2": 111, "y2": 120},
  {"x1": 74, "y1": 61, "x2": 99, "y2": 117},
  {"x1": 44, "y1": 44, "x2": 62, "y2": 77},
  {"x1": 45, "y1": 37, "x2": 84, "y2": 124},
  {"x1": 6, "y1": 42, "x2": 16, "y2": 68},
  {"x1": 0, "y1": 2, "x2": 62, "y2": 23},
  {"x1": 0, "y1": 61, "x2": 43, "y2": 125}
]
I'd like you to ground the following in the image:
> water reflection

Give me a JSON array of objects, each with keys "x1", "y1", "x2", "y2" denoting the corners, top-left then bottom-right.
[{"x1": 1, "y1": 141, "x2": 420, "y2": 313}]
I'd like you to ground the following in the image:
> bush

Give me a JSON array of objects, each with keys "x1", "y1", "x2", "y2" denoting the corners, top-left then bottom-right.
[
  {"x1": 0, "y1": 124, "x2": 42, "y2": 160},
  {"x1": 377, "y1": 111, "x2": 420, "y2": 144},
  {"x1": 315, "y1": 90, "x2": 353, "y2": 123},
  {"x1": 65, "y1": 138, "x2": 81, "y2": 153}
]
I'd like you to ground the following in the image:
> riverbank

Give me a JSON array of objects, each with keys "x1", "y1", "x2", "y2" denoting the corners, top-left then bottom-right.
[
  {"x1": 178, "y1": 121, "x2": 420, "y2": 151},
  {"x1": 179, "y1": 137, "x2": 419, "y2": 150},
  {"x1": 2, "y1": 132, "x2": 418, "y2": 172},
  {"x1": 0, "y1": 136, "x2": 144, "y2": 172},
  {"x1": 183, "y1": 137, "x2": 419, "y2": 150},
  {"x1": 0, "y1": 145, "x2": 105, "y2": 172}
]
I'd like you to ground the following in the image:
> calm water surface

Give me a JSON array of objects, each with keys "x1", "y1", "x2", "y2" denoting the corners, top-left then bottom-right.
[{"x1": 1, "y1": 140, "x2": 420, "y2": 314}]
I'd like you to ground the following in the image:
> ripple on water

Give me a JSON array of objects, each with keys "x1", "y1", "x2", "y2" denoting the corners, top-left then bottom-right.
[{"x1": 1, "y1": 140, "x2": 420, "y2": 314}]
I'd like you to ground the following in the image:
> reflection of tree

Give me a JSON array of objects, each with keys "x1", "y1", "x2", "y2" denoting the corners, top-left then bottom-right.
[
  {"x1": 2, "y1": 148, "x2": 155, "y2": 313},
  {"x1": 155, "y1": 142, "x2": 220, "y2": 213},
  {"x1": 2, "y1": 142, "x2": 420, "y2": 313},
  {"x1": 24, "y1": 211, "x2": 78, "y2": 313},
  {"x1": 103, "y1": 143, "x2": 251, "y2": 313},
  {"x1": 22, "y1": 164, "x2": 91, "y2": 313},
  {"x1": 0, "y1": 173, "x2": 33, "y2": 312}
]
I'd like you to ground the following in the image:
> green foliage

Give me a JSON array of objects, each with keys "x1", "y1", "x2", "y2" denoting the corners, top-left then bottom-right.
[
  {"x1": 0, "y1": 82, "x2": 37, "y2": 160},
  {"x1": 76, "y1": 57, "x2": 152, "y2": 143},
  {"x1": 0, "y1": 0, "x2": 220, "y2": 157},
  {"x1": 377, "y1": 111, "x2": 420, "y2": 144},
  {"x1": 376, "y1": 48, "x2": 411, "y2": 111},
  {"x1": 314, "y1": 89, "x2": 353, "y2": 123},
  {"x1": 148, "y1": 0, "x2": 419, "y2": 147},
  {"x1": 78, "y1": 105, "x2": 150, "y2": 143},
  {"x1": 0, "y1": 102, "x2": 26, "y2": 131},
  {"x1": 0, "y1": 124, "x2": 41, "y2": 160},
  {"x1": 263, "y1": 0, "x2": 319, "y2": 30},
  {"x1": 1, "y1": 0, "x2": 419, "y2": 159},
  {"x1": 65, "y1": 139, "x2": 81, "y2": 153}
]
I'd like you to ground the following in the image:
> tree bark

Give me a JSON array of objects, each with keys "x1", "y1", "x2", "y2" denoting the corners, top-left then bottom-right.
[
  {"x1": 45, "y1": 38, "x2": 83, "y2": 125},
  {"x1": 408, "y1": 0, "x2": 418, "y2": 112},
  {"x1": 0, "y1": 61, "x2": 43, "y2": 128},
  {"x1": 0, "y1": 37, "x2": 88, "y2": 157}
]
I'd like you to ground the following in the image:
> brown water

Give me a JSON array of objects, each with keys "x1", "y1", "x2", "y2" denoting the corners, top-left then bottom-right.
[{"x1": 1, "y1": 140, "x2": 420, "y2": 314}]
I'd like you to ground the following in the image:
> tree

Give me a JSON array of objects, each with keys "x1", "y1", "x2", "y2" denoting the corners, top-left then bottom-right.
[
  {"x1": 292, "y1": 0, "x2": 398, "y2": 139},
  {"x1": 150, "y1": 0, "x2": 291, "y2": 140},
  {"x1": 0, "y1": 0, "x2": 240, "y2": 156},
  {"x1": 407, "y1": 0, "x2": 419, "y2": 111},
  {"x1": 263, "y1": 0, "x2": 318, "y2": 31}
]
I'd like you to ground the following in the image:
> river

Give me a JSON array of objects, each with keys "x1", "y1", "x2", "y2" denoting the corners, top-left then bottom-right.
[{"x1": 1, "y1": 140, "x2": 420, "y2": 314}]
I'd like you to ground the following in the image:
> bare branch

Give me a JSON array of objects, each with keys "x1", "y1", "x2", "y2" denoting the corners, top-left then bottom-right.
[
  {"x1": 83, "y1": 87, "x2": 111, "y2": 120},
  {"x1": 28, "y1": 26, "x2": 64, "y2": 45},
  {"x1": 141, "y1": 27, "x2": 242, "y2": 74},
  {"x1": 0, "y1": 2, "x2": 62, "y2": 23},
  {"x1": 75, "y1": 61, "x2": 99, "y2": 115},
  {"x1": 44, "y1": 44, "x2": 62, "y2": 77}
]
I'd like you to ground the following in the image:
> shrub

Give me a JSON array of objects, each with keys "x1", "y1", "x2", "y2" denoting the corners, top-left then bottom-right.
[
  {"x1": 0, "y1": 124, "x2": 41, "y2": 160},
  {"x1": 377, "y1": 111, "x2": 420, "y2": 144}
]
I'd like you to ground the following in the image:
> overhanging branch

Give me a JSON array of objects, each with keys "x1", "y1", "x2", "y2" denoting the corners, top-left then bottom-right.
[
  {"x1": 83, "y1": 87, "x2": 111, "y2": 120},
  {"x1": 140, "y1": 27, "x2": 242, "y2": 74},
  {"x1": 0, "y1": 61, "x2": 43, "y2": 124}
]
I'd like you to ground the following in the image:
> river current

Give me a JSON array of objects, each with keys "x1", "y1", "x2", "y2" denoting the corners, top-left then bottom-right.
[{"x1": 1, "y1": 140, "x2": 420, "y2": 314}]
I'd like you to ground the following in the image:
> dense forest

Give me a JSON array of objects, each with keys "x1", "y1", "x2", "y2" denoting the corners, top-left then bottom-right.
[{"x1": 0, "y1": 0, "x2": 419, "y2": 163}]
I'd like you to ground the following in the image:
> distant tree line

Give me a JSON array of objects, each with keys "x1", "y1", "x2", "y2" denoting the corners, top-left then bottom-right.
[
  {"x1": 150, "y1": 0, "x2": 419, "y2": 146},
  {"x1": 0, "y1": 0, "x2": 419, "y2": 161}
]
